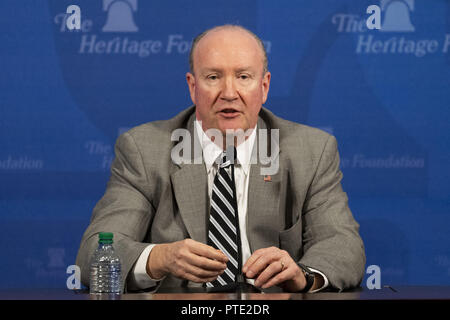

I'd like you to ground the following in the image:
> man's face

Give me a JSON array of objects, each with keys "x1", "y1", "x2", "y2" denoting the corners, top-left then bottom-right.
[{"x1": 186, "y1": 28, "x2": 271, "y2": 135}]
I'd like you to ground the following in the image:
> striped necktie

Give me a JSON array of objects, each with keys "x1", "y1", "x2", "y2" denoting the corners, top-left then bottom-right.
[{"x1": 206, "y1": 148, "x2": 241, "y2": 287}]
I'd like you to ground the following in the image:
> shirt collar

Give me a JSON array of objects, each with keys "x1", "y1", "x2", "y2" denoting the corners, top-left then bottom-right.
[{"x1": 195, "y1": 120, "x2": 256, "y2": 176}]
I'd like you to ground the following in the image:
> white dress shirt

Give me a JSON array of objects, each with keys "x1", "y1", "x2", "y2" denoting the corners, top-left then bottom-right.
[{"x1": 128, "y1": 121, "x2": 328, "y2": 292}]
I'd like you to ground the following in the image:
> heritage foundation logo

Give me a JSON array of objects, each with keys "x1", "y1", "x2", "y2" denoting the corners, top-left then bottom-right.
[
  {"x1": 54, "y1": 2, "x2": 272, "y2": 58},
  {"x1": 332, "y1": 0, "x2": 450, "y2": 57},
  {"x1": 102, "y1": 0, "x2": 138, "y2": 32},
  {"x1": 380, "y1": 0, "x2": 414, "y2": 32}
]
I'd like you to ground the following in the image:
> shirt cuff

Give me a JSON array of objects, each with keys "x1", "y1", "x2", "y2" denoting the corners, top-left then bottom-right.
[
  {"x1": 128, "y1": 244, "x2": 166, "y2": 291},
  {"x1": 307, "y1": 267, "x2": 329, "y2": 293}
]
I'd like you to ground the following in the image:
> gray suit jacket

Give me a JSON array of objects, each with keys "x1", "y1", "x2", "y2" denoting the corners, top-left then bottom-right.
[{"x1": 76, "y1": 106, "x2": 365, "y2": 292}]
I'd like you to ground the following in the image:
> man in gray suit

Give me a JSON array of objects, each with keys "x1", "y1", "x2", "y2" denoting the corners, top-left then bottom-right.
[{"x1": 76, "y1": 25, "x2": 365, "y2": 293}]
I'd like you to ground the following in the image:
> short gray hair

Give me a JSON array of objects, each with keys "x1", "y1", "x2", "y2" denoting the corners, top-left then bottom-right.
[{"x1": 188, "y1": 24, "x2": 268, "y2": 75}]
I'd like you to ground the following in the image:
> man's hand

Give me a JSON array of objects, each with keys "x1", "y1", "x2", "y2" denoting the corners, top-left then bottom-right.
[
  {"x1": 146, "y1": 239, "x2": 228, "y2": 283},
  {"x1": 243, "y1": 246, "x2": 315, "y2": 292}
]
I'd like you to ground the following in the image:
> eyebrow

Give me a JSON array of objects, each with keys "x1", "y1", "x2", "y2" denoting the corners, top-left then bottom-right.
[
  {"x1": 200, "y1": 67, "x2": 256, "y2": 74},
  {"x1": 235, "y1": 67, "x2": 255, "y2": 73},
  {"x1": 201, "y1": 68, "x2": 223, "y2": 74}
]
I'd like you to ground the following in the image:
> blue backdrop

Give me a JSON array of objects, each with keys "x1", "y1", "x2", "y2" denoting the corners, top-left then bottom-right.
[{"x1": 0, "y1": 0, "x2": 449, "y2": 289}]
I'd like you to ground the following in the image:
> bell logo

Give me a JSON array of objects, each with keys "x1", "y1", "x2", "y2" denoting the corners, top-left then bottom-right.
[
  {"x1": 380, "y1": 0, "x2": 415, "y2": 32},
  {"x1": 102, "y1": 0, "x2": 138, "y2": 32}
]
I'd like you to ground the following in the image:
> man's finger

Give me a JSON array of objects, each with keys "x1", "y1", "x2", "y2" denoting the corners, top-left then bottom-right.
[
  {"x1": 186, "y1": 253, "x2": 228, "y2": 272},
  {"x1": 254, "y1": 260, "x2": 283, "y2": 287},
  {"x1": 242, "y1": 248, "x2": 266, "y2": 274},
  {"x1": 261, "y1": 268, "x2": 293, "y2": 289},
  {"x1": 183, "y1": 262, "x2": 225, "y2": 279},
  {"x1": 188, "y1": 240, "x2": 228, "y2": 263},
  {"x1": 245, "y1": 252, "x2": 278, "y2": 278}
]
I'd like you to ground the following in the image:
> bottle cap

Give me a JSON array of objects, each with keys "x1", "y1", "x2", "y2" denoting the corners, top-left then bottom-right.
[{"x1": 98, "y1": 232, "x2": 114, "y2": 244}]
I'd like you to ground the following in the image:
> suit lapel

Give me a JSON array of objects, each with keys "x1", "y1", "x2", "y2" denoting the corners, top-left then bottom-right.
[
  {"x1": 247, "y1": 116, "x2": 283, "y2": 252},
  {"x1": 247, "y1": 164, "x2": 284, "y2": 252},
  {"x1": 171, "y1": 164, "x2": 208, "y2": 244},
  {"x1": 170, "y1": 113, "x2": 208, "y2": 243}
]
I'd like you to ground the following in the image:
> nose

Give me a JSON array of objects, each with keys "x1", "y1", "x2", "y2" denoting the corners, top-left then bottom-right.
[{"x1": 220, "y1": 76, "x2": 238, "y2": 102}]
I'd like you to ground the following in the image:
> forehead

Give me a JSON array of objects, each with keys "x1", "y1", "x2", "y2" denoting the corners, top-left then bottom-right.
[{"x1": 193, "y1": 28, "x2": 264, "y2": 72}]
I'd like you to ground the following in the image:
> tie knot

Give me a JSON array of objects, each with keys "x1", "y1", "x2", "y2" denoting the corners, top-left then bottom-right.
[{"x1": 219, "y1": 147, "x2": 237, "y2": 168}]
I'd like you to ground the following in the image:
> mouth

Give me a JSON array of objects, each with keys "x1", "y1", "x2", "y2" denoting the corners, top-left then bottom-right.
[{"x1": 217, "y1": 108, "x2": 241, "y2": 118}]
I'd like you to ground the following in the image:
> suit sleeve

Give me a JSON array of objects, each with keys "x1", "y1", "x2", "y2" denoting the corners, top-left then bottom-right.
[
  {"x1": 75, "y1": 132, "x2": 156, "y2": 292},
  {"x1": 299, "y1": 135, "x2": 366, "y2": 291}
]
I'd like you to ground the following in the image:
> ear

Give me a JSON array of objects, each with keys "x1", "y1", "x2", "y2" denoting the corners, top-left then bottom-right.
[
  {"x1": 261, "y1": 71, "x2": 271, "y2": 104},
  {"x1": 186, "y1": 72, "x2": 196, "y2": 105}
]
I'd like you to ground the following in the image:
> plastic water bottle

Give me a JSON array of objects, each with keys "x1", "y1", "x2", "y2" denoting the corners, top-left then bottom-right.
[{"x1": 89, "y1": 232, "x2": 122, "y2": 295}]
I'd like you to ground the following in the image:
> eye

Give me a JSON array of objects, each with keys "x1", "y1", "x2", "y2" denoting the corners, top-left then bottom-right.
[
  {"x1": 239, "y1": 74, "x2": 250, "y2": 80},
  {"x1": 207, "y1": 74, "x2": 219, "y2": 81}
]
